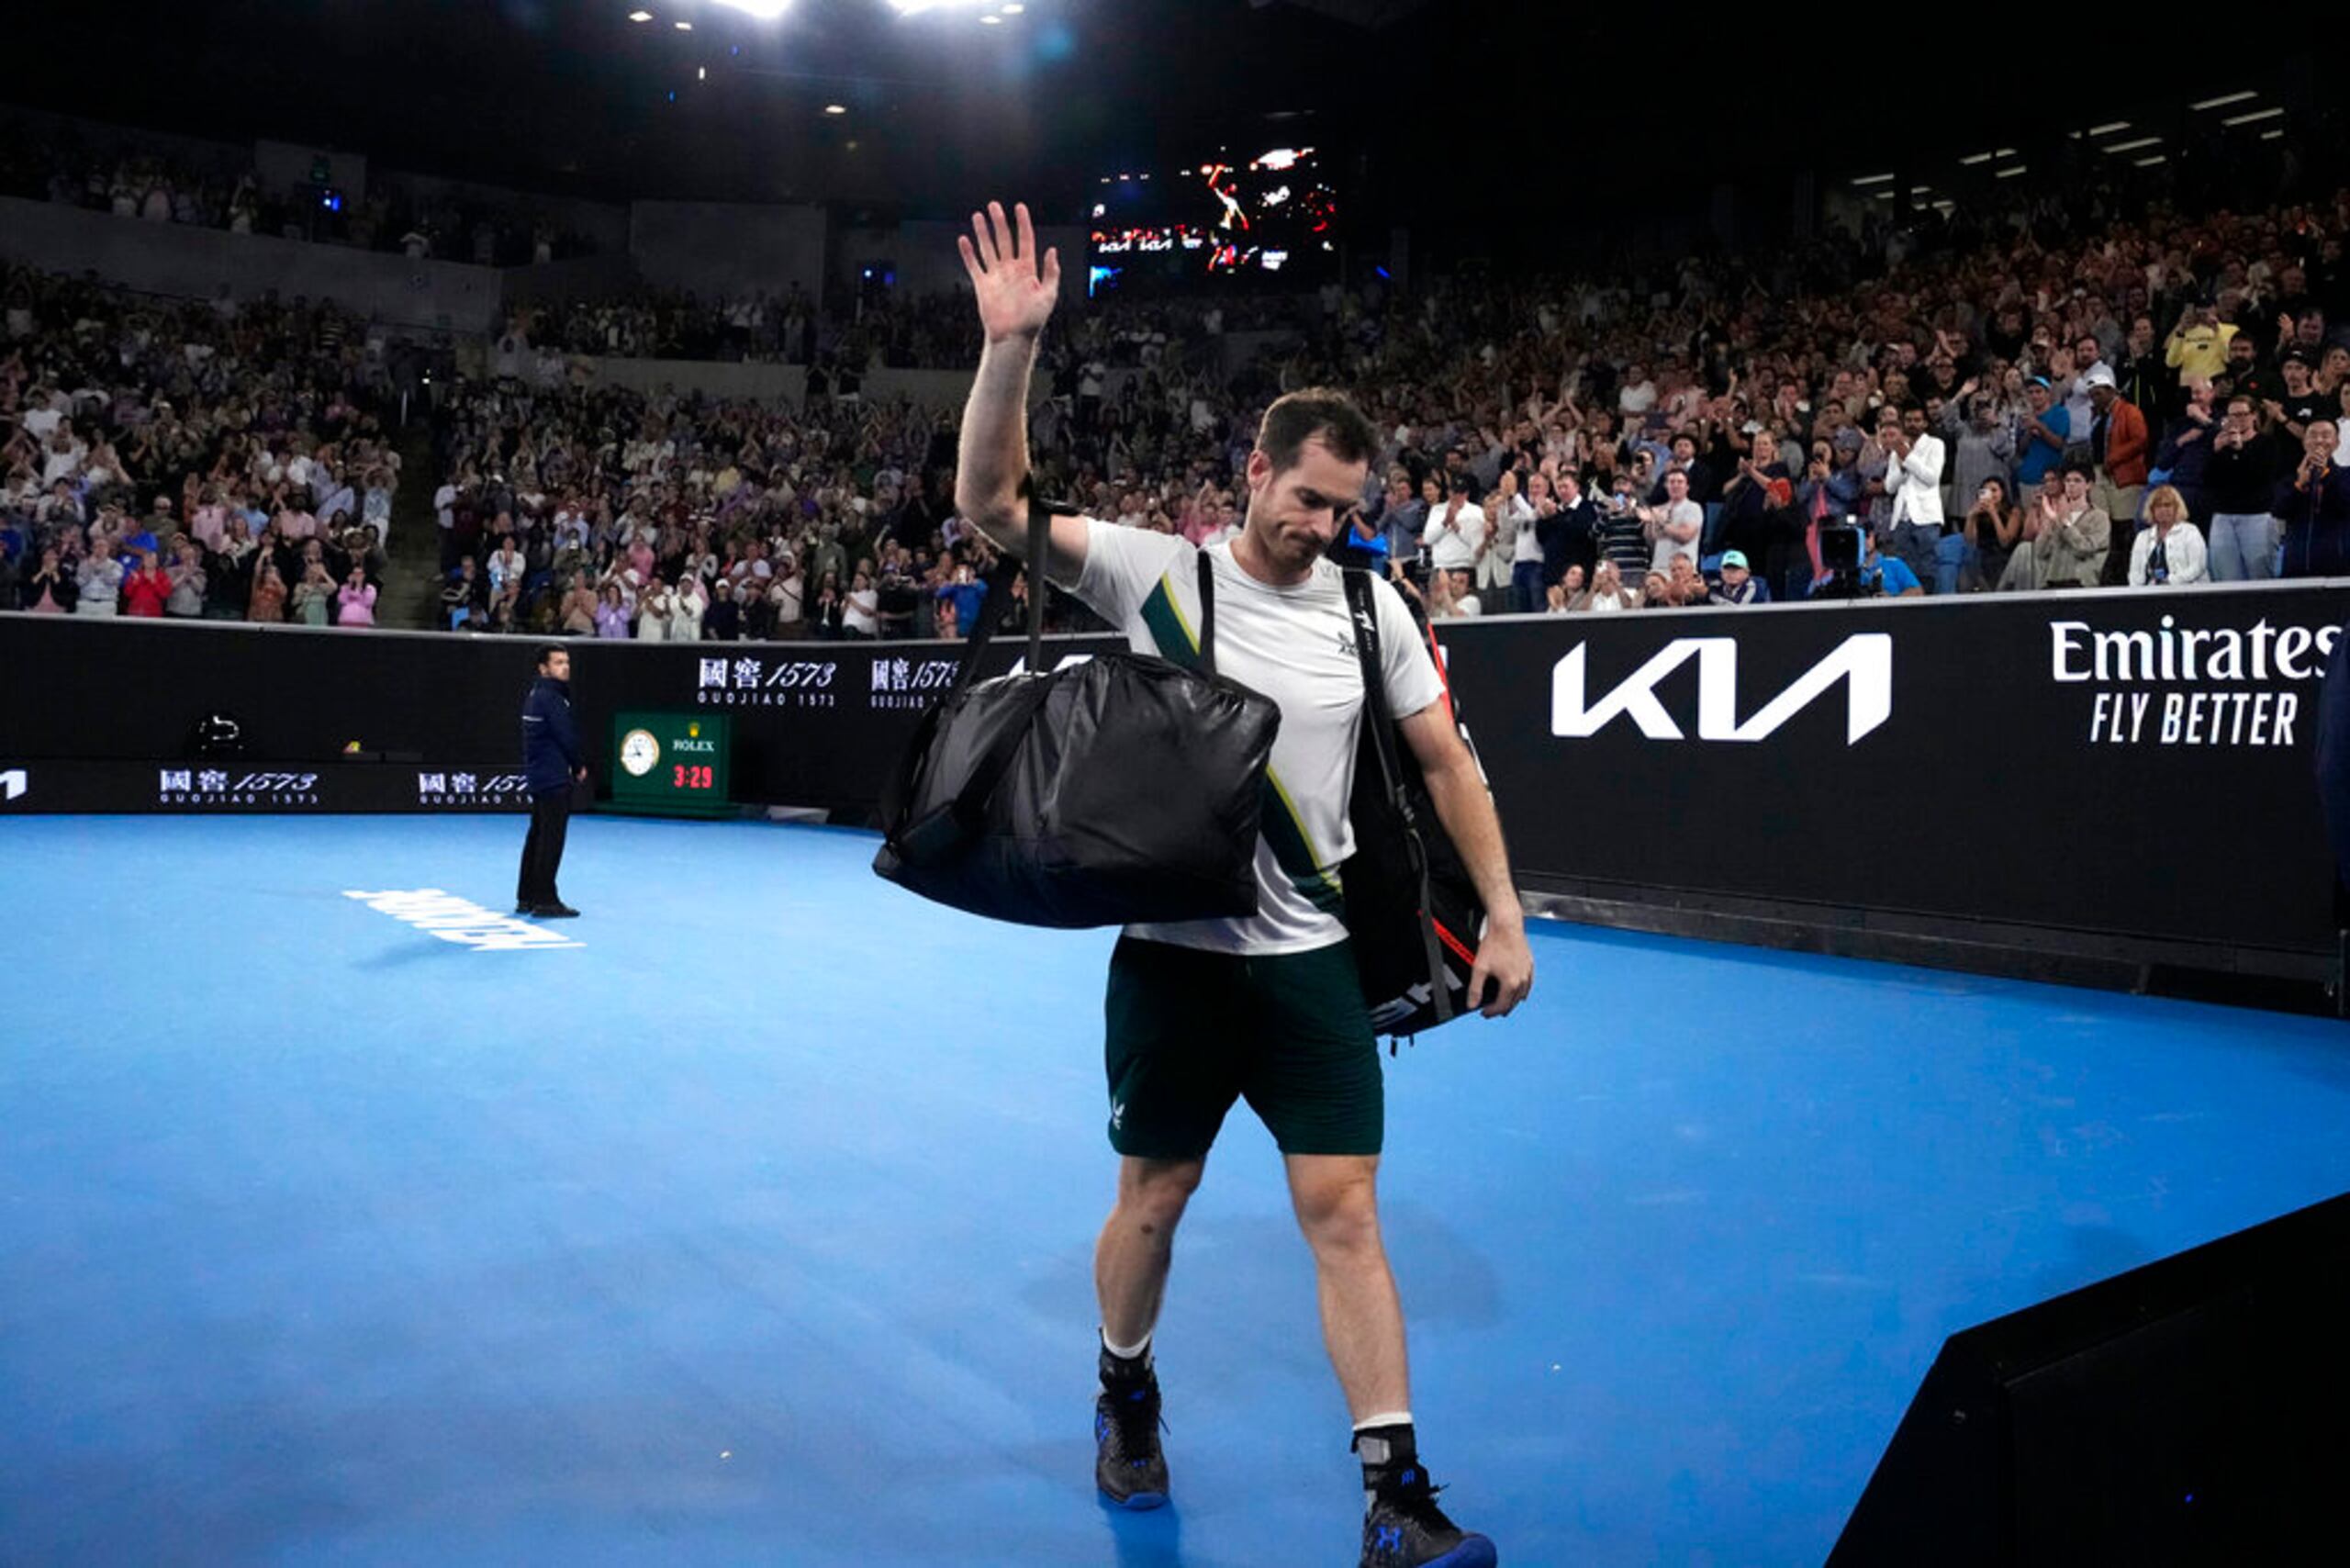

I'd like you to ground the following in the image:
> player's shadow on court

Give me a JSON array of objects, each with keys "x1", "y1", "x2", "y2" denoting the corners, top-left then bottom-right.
[
  {"x1": 1100, "y1": 1495, "x2": 1187, "y2": 1567},
  {"x1": 353, "y1": 943, "x2": 483, "y2": 969}
]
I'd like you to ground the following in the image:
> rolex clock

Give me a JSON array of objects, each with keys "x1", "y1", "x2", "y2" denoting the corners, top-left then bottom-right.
[{"x1": 609, "y1": 711, "x2": 733, "y2": 817}]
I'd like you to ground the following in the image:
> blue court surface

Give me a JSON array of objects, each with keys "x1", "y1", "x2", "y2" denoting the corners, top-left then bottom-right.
[{"x1": 4, "y1": 813, "x2": 2347, "y2": 1567}]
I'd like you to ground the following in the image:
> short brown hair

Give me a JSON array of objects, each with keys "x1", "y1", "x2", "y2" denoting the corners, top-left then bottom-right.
[{"x1": 1255, "y1": 387, "x2": 1378, "y2": 475}]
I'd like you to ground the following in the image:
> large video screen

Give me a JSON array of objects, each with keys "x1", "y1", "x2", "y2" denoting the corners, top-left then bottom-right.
[{"x1": 1088, "y1": 146, "x2": 1340, "y2": 296}]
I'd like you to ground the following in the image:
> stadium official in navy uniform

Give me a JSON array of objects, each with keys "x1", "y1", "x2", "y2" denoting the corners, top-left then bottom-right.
[{"x1": 518, "y1": 644, "x2": 586, "y2": 918}]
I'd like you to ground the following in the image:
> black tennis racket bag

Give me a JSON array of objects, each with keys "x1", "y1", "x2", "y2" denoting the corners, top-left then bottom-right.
[{"x1": 1338, "y1": 568, "x2": 1488, "y2": 1037}]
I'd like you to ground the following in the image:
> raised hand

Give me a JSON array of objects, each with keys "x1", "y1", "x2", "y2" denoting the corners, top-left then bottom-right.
[{"x1": 957, "y1": 200, "x2": 1061, "y2": 345}]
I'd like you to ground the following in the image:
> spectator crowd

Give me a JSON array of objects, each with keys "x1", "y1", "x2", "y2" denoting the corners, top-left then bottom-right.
[
  {"x1": 10, "y1": 158, "x2": 2350, "y2": 636},
  {"x1": 1251, "y1": 185, "x2": 2350, "y2": 613},
  {"x1": 463, "y1": 178, "x2": 2350, "y2": 629},
  {"x1": 423, "y1": 378, "x2": 1052, "y2": 643},
  {"x1": 0, "y1": 263, "x2": 408, "y2": 625}
]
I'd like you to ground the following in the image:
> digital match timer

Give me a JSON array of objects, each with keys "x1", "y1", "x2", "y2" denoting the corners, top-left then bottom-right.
[{"x1": 609, "y1": 711, "x2": 733, "y2": 817}]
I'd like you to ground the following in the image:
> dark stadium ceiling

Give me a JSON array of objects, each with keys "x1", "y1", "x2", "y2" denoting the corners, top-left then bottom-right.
[
  {"x1": 5, "y1": 2, "x2": 2249, "y2": 231},
  {"x1": 6, "y1": 0, "x2": 1418, "y2": 211}
]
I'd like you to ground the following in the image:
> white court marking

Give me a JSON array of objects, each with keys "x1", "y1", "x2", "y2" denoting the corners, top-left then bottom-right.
[{"x1": 341, "y1": 888, "x2": 583, "y2": 950}]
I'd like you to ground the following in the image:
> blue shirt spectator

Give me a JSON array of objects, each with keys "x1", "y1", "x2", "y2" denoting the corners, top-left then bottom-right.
[
  {"x1": 2015, "y1": 386, "x2": 2071, "y2": 489},
  {"x1": 1339, "y1": 515, "x2": 1391, "y2": 571},
  {"x1": 935, "y1": 576, "x2": 989, "y2": 637},
  {"x1": 1860, "y1": 553, "x2": 1923, "y2": 596}
]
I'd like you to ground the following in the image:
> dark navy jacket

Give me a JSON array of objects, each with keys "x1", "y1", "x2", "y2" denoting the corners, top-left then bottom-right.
[
  {"x1": 2277, "y1": 464, "x2": 2350, "y2": 578},
  {"x1": 521, "y1": 676, "x2": 583, "y2": 794}
]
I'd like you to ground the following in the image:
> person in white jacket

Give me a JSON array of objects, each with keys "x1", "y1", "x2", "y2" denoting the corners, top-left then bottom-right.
[
  {"x1": 669, "y1": 574, "x2": 708, "y2": 642},
  {"x1": 1880, "y1": 400, "x2": 1947, "y2": 591},
  {"x1": 2129, "y1": 485, "x2": 2210, "y2": 588},
  {"x1": 634, "y1": 577, "x2": 673, "y2": 641}
]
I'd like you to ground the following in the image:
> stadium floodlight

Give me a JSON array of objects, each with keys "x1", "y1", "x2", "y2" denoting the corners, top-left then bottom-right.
[
  {"x1": 824, "y1": 103, "x2": 848, "y2": 114},
  {"x1": 629, "y1": 9, "x2": 654, "y2": 19},
  {"x1": 1994, "y1": 166, "x2": 2028, "y2": 179},
  {"x1": 2135, "y1": 155, "x2": 2167, "y2": 167},
  {"x1": 2262, "y1": 129, "x2": 2285, "y2": 140},
  {"x1": 2104, "y1": 136, "x2": 2162, "y2": 153},
  {"x1": 2222, "y1": 106, "x2": 2285, "y2": 127},
  {"x1": 1849, "y1": 173, "x2": 1895, "y2": 186},
  {"x1": 2087, "y1": 120, "x2": 2130, "y2": 136},
  {"x1": 1958, "y1": 151, "x2": 1994, "y2": 165},
  {"x1": 2190, "y1": 90, "x2": 2258, "y2": 112},
  {"x1": 713, "y1": 0, "x2": 795, "y2": 16}
]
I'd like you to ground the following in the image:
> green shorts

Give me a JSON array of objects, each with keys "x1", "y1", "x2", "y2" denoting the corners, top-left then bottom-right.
[{"x1": 1102, "y1": 935, "x2": 1383, "y2": 1159}]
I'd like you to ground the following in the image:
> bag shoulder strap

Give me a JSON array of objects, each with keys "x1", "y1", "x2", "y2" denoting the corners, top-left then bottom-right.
[
  {"x1": 1025, "y1": 491, "x2": 1049, "y2": 672},
  {"x1": 1342, "y1": 569, "x2": 1405, "y2": 812},
  {"x1": 951, "y1": 491, "x2": 1073, "y2": 700},
  {"x1": 1195, "y1": 545, "x2": 1217, "y2": 679}
]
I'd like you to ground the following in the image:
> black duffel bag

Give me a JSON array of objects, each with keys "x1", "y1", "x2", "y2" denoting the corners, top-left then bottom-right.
[
  {"x1": 1338, "y1": 568, "x2": 1488, "y2": 1038},
  {"x1": 872, "y1": 503, "x2": 1281, "y2": 929}
]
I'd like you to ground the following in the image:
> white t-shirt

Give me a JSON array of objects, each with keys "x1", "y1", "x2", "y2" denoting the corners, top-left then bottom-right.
[
  {"x1": 1420, "y1": 500, "x2": 1488, "y2": 569},
  {"x1": 1501, "y1": 495, "x2": 1542, "y2": 564},
  {"x1": 1074, "y1": 521, "x2": 1446, "y2": 957},
  {"x1": 844, "y1": 588, "x2": 879, "y2": 635},
  {"x1": 1650, "y1": 500, "x2": 1703, "y2": 571}
]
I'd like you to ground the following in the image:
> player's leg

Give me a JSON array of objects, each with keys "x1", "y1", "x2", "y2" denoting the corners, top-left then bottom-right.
[
  {"x1": 1096, "y1": 1154, "x2": 1205, "y2": 1354},
  {"x1": 1093, "y1": 937, "x2": 1241, "y2": 1508},
  {"x1": 1285, "y1": 1153, "x2": 1408, "y2": 1419},
  {"x1": 1248, "y1": 942, "x2": 1496, "y2": 1568}
]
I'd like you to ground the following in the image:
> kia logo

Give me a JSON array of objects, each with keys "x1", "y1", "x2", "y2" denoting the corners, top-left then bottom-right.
[{"x1": 1552, "y1": 633, "x2": 1892, "y2": 745}]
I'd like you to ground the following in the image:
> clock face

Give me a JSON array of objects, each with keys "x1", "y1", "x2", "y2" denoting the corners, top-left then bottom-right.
[{"x1": 620, "y1": 729, "x2": 660, "y2": 778}]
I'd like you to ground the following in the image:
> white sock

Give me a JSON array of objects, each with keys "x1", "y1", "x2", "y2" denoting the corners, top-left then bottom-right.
[{"x1": 1101, "y1": 1329, "x2": 1153, "y2": 1362}]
